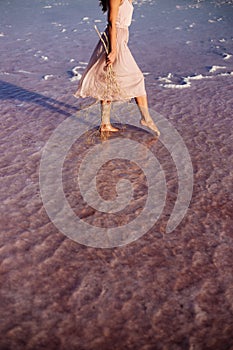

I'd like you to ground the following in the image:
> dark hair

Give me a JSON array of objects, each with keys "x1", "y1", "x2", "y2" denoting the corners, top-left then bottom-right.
[{"x1": 99, "y1": 0, "x2": 108, "y2": 13}]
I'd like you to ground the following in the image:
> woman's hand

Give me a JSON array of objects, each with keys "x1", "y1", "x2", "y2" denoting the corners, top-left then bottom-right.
[{"x1": 106, "y1": 50, "x2": 117, "y2": 66}]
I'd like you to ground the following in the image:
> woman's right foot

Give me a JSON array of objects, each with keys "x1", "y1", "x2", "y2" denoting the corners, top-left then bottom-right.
[
  {"x1": 140, "y1": 118, "x2": 160, "y2": 137},
  {"x1": 100, "y1": 124, "x2": 119, "y2": 132}
]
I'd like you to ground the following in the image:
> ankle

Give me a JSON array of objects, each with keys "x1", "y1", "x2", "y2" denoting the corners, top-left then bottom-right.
[{"x1": 101, "y1": 123, "x2": 111, "y2": 128}]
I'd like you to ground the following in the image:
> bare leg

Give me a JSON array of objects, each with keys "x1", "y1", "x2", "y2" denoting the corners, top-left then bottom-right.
[
  {"x1": 100, "y1": 100, "x2": 119, "y2": 132},
  {"x1": 135, "y1": 95, "x2": 160, "y2": 136}
]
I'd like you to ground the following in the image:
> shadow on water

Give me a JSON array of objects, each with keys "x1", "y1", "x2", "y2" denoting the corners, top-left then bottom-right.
[{"x1": 0, "y1": 80, "x2": 94, "y2": 119}]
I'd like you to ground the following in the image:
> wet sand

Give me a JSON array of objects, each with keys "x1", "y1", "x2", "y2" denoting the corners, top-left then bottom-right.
[{"x1": 1, "y1": 0, "x2": 233, "y2": 349}]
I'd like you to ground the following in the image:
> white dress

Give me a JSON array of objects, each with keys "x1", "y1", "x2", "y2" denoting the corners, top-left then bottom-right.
[{"x1": 74, "y1": 0, "x2": 146, "y2": 101}]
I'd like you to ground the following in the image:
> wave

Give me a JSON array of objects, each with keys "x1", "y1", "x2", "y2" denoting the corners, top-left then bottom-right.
[{"x1": 158, "y1": 67, "x2": 233, "y2": 89}]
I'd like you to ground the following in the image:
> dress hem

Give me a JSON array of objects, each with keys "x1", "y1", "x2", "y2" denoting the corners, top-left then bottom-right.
[{"x1": 73, "y1": 92, "x2": 146, "y2": 102}]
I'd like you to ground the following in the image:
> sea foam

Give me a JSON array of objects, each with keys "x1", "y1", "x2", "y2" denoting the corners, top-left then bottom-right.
[{"x1": 159, "y1": 70, "x2": 233, "y2": 89}]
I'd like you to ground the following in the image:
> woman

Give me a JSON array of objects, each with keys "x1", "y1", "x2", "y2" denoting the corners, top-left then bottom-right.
[{"x1": 74, "y1": 0, "x2": 160, "y2": 136}]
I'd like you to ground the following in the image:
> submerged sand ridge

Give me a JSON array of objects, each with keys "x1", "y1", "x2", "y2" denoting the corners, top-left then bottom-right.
[{"x1": 1, "y1": 0, "x2": 233, "y2": 348}]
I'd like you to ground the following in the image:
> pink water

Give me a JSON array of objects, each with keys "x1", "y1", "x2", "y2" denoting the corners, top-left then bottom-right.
[{"x1": 0, "y1": 0, "x2": 233, "y2": 349}]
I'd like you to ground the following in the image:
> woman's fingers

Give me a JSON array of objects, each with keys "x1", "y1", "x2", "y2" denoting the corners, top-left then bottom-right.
[
  {"x1": 106, "y1": 51, "x2": 116, "y2": 66},
  {"x1": 106, "y1": 55, "x2": 113, "y2": 66}
]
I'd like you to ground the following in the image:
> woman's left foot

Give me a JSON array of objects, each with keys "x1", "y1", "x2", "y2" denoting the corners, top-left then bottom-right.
[{"x1": 140, "y1": 118, "x2": 160, "y2": 137}]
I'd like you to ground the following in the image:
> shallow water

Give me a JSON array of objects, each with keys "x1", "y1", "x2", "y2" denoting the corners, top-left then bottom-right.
[
  {"x1": 0, "y1": 0, "x2": 233, "y2": 91},
  {"x1": 0, "y1": 1, "x2": 233, "y2": 349}
]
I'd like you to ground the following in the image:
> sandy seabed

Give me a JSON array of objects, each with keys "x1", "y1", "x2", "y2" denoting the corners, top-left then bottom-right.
[{"x1": 0, "y1": 0, "x2": 233, "y2": 349}]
